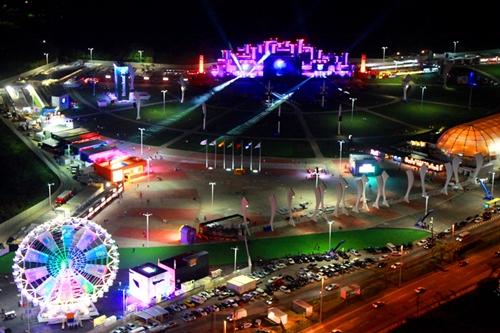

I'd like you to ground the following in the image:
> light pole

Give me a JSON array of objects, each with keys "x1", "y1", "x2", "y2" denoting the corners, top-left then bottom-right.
[
  {"x1": 315, "y1": 166, "x2": 320, "y2": 188},
  {"x1": 430, "y1": 216, "x2": 434, "y2": 239},
  {"x1": 398, "y1": 245, "x2": 404, "y2": 287},
  {"x1": 231, "y1": 247, "x2": 239, "y2": 272},
  {"x1": 47, "y1": 182, "x2": 55, "y2": 208},
  {"x1": 420, "y1": 86, "x2": 427, "y2": 107},
  {"x1": 43, "y1": 53, "x2": 49, "y2": 65},
  {"x1": 209, "y1": 182, "x2": 216, "y2": 208},
  {"x1": 180, "y1": 85, "x2": 186, "y2": 103},
  {"x1": 146, "y1": 158, "x2": 151, "y2": 180},
  {"x1": 223, "y1": 320, "x2": 227, "y2": 333},
  {"x1": 349, "y1": 97, "x2": 357, "y2": 121},
  {"x1": 161, "y1": 90, "x2": 168, "y2": 112},
  {"x1": 88, "y1": 47, "x2": 94, "y2": 61},
  {"x1": 338, "y1": 140, "x2": 345, "y2": 174},
  {"x1": 138, "y1": 50, "x2": 144, "y2": 63},
  {"x1": 121, "y1": 288, "x2": 127, "y2": 319},
  {"x1": 382, "y1": 46, "x2": 388, "y2": 62},
  {"x1": 143, "y1": 212, "x2": 152, "y2": 247},
  {"x1": 138, "y1": 128, "x2": 145, "y2": 156},
  {"x1": 490, "y1": 171, "x2": 496, "y2": 197},
  {"x1": 423, "y1": 194, "x2": 429, "y2": 215},
  {"x1": 328, "y1": 220, "x2": 333, "y2": 250},
  {"x1": 453, "y1": 40, "x2": 459, "y2": 53},
  {"x1": 319, "y1": 276, "x2": 325, "y2": 322}
]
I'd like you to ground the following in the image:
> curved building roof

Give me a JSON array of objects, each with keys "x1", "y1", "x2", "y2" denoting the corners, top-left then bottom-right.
[{"x1": 437, "y1": 113, "x2": 500, "y2": 158}]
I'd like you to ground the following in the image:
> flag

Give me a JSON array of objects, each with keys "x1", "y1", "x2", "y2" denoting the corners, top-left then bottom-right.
[
  {"x1": 218, "y1": 141, "x2": 225, "y2": 148},
  {"x1": 255, "y1": 142, "x2": 261, "y2": 149},
  {"x1": 338, "y1": 104, "x2": 342, "y2": 122},
  {"x1": 200, "y1": 139, "x2": 207, "y2": 145},
  {"x1": 209, "y1": 140, "x2": 216, "y2": 146},
  {"x1": 227, "y1": 142, "x2": 233, "y2": 148},
  {"x1": 245, "y1": 142, "x2": 253, "y2": 150}
]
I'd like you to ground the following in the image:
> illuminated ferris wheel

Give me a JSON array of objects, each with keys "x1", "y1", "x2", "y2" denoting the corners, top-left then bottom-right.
[{"x1": 12, "y1": 217, "x2": 119, "y2": 322}]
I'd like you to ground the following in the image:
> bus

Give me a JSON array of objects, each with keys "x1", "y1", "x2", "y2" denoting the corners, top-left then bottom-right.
[
  {"x1": 456, "y1": 231, "x2": 471, "y2": 242},
  {"x1": 483, "y1": 198, "x2": 500, "y2": 209}
]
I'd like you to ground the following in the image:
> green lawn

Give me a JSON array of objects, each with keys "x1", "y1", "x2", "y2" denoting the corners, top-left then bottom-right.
[
  {"x1": 241, "y1": 113, "x2": 306, "y2": 138},
  {"x1": 0, "y1": 121, "x2": 59, "y2": 222},
  {"x1": 117, "y1": 228, "x2": 429, "y2": 269},
  {"x1": 477, "y1": 64, "x2": 500, "y2": 80},
  {"x1": 370, "y1": 101, "x2": 493, "y2": 129},
  {"x1": 304, "y1": 111, "x2": 413, "y2": 138}
]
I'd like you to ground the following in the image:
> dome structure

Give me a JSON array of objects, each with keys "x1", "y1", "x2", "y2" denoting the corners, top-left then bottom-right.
[{"x1": 437, "y1": 114, "x2": 500, "y2": 158}]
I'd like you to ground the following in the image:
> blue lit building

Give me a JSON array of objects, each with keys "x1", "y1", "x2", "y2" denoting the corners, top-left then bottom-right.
[{"x1": 113, "y1": 63, "x2": 135, "y2": 100}]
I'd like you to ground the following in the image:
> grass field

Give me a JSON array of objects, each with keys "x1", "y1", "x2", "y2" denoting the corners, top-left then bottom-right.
[
  {"x1": 116, "y1": 228, "x2": 428, "y2": 269},
  {"x1": 0, "y1": 121, "x2": 59, "y2": 222}
]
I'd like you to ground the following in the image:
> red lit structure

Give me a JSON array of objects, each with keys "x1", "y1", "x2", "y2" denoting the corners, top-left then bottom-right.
[{"x1": 93, "y1": 156, "x2": 146, "y2": 182}]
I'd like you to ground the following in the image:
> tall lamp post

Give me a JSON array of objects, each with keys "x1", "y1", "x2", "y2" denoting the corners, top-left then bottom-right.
[
  {"x1": 138, "y1": 128, "x2": 145, "y2": 156},
  {"x1": 180, "y1": 85, "x2": 186, "y2": 103},
  {"x1": 420, "y1": 86, "x2": 427, "y2": 107},
  {"x1": 319, "y1": 276, "x2": 325, "y2": 322},
  {"x1": 43, "y1": 53, "x2": 49, "y2": 65},
  {"x1": 161, "y1": 90, "x2": 168, "y2": 112},
  {"x1": 47, "y1": 182, "x2": 55, "y2": 209},
  {"x1": 423, "y1": 194, "x2": 429, "y2": 215},
  {"x1": 338, "y1": 140, "x2": 345, "y2": 174},
  {"x1": 349, "y1": 97, "x2": 357, "y2": 121},
  {"x1": 231, "y1": 247, "x2": 239, "y2": 272},
  {"x1": 453, "y1": 40, "x2": 459, "y2": 53},
  {"x1": 328, "y1": 220, "x2": 333, "y2": 250},
  {"x1": 490, "y1": 171, "x2": 496, "y2": 197},
  {"x1": 209, "y1": 182, "x2": 216, "y2": 208},
  {"x1": 138, "y1": 50, "x2": 144, "y2": 63},
  {"x1": 398, "y1": 245, "x2": 404, "y2": 287},
  {"x1": 382, "y1": 46, "x2": 388, "y2": 62},
  {"x1": 88, "y1": 47, "x2": 94, "y2": 61},
  {"x1": 143, "y1": 212, "x2": 152, "y2": 247}
]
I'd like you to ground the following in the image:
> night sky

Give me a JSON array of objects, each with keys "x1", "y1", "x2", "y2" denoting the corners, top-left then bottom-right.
[{"x1": 0, "y1": 0, "x2": 498, "y2": 66}]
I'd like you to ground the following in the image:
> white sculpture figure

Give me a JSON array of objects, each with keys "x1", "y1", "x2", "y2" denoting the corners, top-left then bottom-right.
[
  {"x1": 471, "y1": 153, "x2": 484, "y2": 181},
  {"x1": 441, "y1": 162, "x2": 453, "y2": 195},
  {"x1": 314, "y1": 186, "x2": 321, "y2": 221},
  {"x1": 240, "y1": 197, "x2": 251, "y2": 236},
  {"x1": 404, "y1": 169, "x2": 414, "y2": 203},
  {"x1": 452, "y1": 156, "x2": 463, "y2": 190},
  {"x1": 268, "y1": 194, "x2": 277, "y2": 231},
  {"x1": 287, "y1": 188, "x2": 296, "y2": 226},
  {"x1": 320, "y1": 181, "x2": 326, "y2": 210},
  {"x1": 419, "y1": 164, "x2": 428, "y2": 197},
  {"x1": 339, "y1": 176, "x2": 348, "y2": 215},
  {"x1": 353, "y1": 178, "x2": 363, "y2": 213},
  {"x1": 381, "y1": 170, "x2": 390, "y2": 207},
  {"x1": 361, "y1": 175, "x2": 369, "y2": 211},
  {"x1": 373, "y1": 175, "x2": 383, "y2": 209},
  {"x1": 135, "y1": 91, "x2": 141, "y2": 120}
]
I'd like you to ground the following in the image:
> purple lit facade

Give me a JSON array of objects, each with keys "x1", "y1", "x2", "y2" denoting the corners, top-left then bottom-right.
[{"x1": 211, "y1": 38, "x2": 354, "y2": 78}]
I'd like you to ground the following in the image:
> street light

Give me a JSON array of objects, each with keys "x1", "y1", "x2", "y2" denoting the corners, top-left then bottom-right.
[
  {"x1": 138, "y1": 50, "x2": 144, "y2": 63},
  {"x1": 138, "y1": 128, "x2": 145, "y2": 156},
  {"x1": 338, "y1": 140, "x2": 345, "y2": 174},
  {"x1": 231, "y1": 247, "x2": 239, "y2": 272},
  {"x1": 143, "y1": 212, "x2": 152, "y2": 247},
  {"x1": 349, "y1": 97, "x2": 357, "y2": 121},
  {"x1": 398, "y1": 245, "x2": 404, "y2": 287},
  {"x1": 88, "y1": 47, "x2": 94, "y2": 61},
  {"x1": 453, "y1": 40, "x2": 459, "y2": 53},
  {"x1": 423, "y1": 194, "x2": 429, "y2": 215},
  {"x1": 43, "y1": 53, "x2": 49, "y2": 65},
  {"x1": 319, "y1": 276, "x2": 325, "y2": 322},
  {"x1": 161, "y1": 90, "x2": 168, "y2": 112},
  {"x1": 420, "y1": 86, "x2": 427, "y2": 107},
  {"x1": 180, "y1": 85, "x2": 186, "y2": 104},
  {"x1": 209, "y1": 182, "x2": 216, "y2": 208},
  {"x1": 328, "y1": 220, "x2": 333, "y2": 250},
  {"x1": 490, "y1": 171, "x2": 496, "y2": 197},
  {"x1": 47, "y1": 182, "x2": 55, "y2": 208},
  {"x1": 382, "y1": 46, "x2": 388, "y2": 62}
]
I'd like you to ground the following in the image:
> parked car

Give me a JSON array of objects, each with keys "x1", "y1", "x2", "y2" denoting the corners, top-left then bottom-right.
[{"x1": 372, "y1": 300, "x2": 386, "y2": 308}]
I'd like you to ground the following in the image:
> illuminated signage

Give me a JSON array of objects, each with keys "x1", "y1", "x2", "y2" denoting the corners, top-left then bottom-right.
[
  {"x1": 142, "y1": 266, "x2": 157, "y2": 274},
  {"x1": 359, "y1": 163, "x2": 376, "y2": 174}
]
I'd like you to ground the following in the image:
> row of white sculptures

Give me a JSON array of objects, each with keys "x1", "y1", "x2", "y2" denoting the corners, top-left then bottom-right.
[{"x1": 255, "y1": 153, "x2": 484, "y2": 231}]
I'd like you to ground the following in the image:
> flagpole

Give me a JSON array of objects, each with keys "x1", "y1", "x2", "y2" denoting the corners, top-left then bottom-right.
[
  {"x1": 250, "y1": 144, "x2": 253, "y2": 171},
  {"x1": 205, "y1": 139, "x2": 208, "y2": 169},
  {"x1": 223, "y1": 142, "x2": 226, "y2": 170},
  {"x1": 338, "y1": 104, "x2": 342, "y2": 136},
  {"x1": 214, "y1": 140, "x2": 217, "y2": 169},
  {"x1": 231, "y1": 142, "x2": 235, "y2": 170},
  {"x1": 259, "y1": 144, "x2": 262, "y2": 172},
  {"x1": 240, "y1": 141, "x2": 244, "y2": 170}
]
